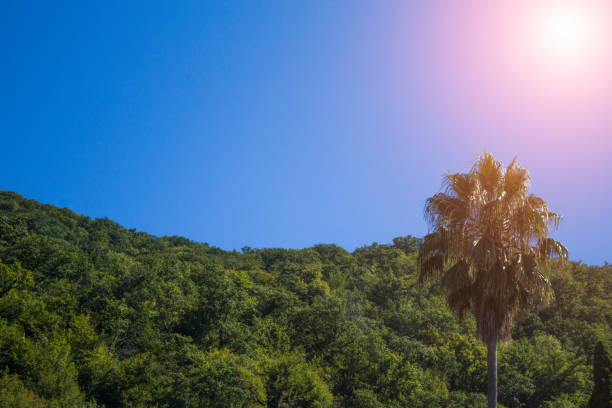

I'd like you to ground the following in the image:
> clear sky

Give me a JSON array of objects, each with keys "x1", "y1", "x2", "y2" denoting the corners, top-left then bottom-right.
[{"x1": 3, "y1": 1, "x2": 612, "y2": 265}]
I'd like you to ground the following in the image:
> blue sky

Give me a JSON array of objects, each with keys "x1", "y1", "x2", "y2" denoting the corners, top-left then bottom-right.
[{"x1": 3, "y1": 1, "x2": 612, "y2": 265}]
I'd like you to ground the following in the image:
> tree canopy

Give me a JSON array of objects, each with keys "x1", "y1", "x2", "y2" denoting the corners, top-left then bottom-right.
[
  {"x1": 0, "y1": 190, "x2": 609, "y2": 407},
  {"x1": 419, "y1": 153, "x2": 567, "y2": 343}
]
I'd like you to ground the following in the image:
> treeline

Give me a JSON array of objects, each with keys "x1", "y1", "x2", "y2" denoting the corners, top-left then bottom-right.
[{"x1": 0, "y1": 190, "x2": 610, "y2": 407}]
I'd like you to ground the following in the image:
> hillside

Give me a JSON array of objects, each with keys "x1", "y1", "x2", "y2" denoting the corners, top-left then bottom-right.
[{"x1": 0, "y1": 190, "x2": 610, "y2": 407}]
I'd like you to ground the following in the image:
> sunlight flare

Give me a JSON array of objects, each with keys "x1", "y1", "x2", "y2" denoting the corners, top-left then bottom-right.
[
  {"x1": 536, "y1": 3, "x2": 597, "y2": 60},
  {"x1": 523, "y1": 0, "x2": 609, "y2": 74}
]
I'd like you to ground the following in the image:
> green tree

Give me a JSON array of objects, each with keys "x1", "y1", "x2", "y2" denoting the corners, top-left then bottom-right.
[
  {"x1": 589, "y1": 341, "x2": 612, "y2": 408},
  {"x1": 264, "y1": 354, "x2": 333, "y2": 408},
  {"x1": 418, "y1": 153, "x2": 568, "y2": 408}
]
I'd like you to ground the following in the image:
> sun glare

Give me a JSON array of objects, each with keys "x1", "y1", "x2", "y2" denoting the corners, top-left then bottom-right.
[
  {"x1": 513, "y1": 0, "x2": 611, "y2": 88},
  {"x1": 539, "y1": 6, "x2": 594, "y2": 58}
]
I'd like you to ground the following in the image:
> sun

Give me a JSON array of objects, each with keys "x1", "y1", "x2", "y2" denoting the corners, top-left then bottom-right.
[
  {"x1": 539, "y1": 5, "x2": 594, "y2": 58},
  {"x1": 526, "y1": 1, "x2": 609, "y2": 66},
  {"x1": 516, "y1": 0, "x2": 610, "y2": 82}
]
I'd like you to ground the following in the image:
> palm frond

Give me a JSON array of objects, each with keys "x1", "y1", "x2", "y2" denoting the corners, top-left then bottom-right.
[
  {"x1": 538, "y1": 238, "x2": 569, "y2": 260},
  {"x1": 475, "y1": 294, "x2": 515, "y2": 343},
  {"x1": 473, "y1": 151, "x2": 503, "y2": 199},
  {"x1": 503, "y1": 158, "x2": 530, "y2": 203},
  {"x1": 442, "y1": 172, "x2": 476, "y2": 202},
  {"x1": 424, "y1": 193, "x2": 468, "y2": 230},
  {"x1": 447, "y1": 286, "x2": 473, "y2": 319},
  {"x1": 440, "y1": 260, "x2": 473, "y2": 292},
  {"x1": 471, "y1": 235, "x2": 497, "y2": 272},
  {"x1": 418, "y1": 230, "x2": 451, "y2": 283}
]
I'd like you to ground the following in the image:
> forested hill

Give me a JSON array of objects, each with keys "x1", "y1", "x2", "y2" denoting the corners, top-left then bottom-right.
[{"x1": 0, "y1": 190, "x2": 610, "y2": 408}]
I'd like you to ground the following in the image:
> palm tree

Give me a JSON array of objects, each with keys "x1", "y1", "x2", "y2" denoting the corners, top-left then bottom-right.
[{"x1": 418, "y1": 152, "x2": 568, "y2": 408}]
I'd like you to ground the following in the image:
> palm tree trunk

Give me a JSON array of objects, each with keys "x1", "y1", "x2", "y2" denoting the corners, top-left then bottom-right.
[{"x1": 487, "y1": 338, "x2": 498, "y2": 408}]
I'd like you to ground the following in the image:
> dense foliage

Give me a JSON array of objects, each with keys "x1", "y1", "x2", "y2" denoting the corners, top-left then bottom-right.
[{"x1": 0, "y1": 190, "x2": 610, "y2": 407}]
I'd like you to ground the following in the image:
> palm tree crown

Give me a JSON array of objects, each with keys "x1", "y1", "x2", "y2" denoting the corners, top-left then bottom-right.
[{"x1": 418, "y1": 152, "x2": 568, "y2": 343}]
